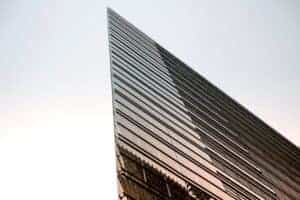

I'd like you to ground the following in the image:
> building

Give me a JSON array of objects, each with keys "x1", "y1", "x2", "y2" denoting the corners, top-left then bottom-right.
[{"x1": 108, "y1": 8, "x2": 300, "y2": 200}]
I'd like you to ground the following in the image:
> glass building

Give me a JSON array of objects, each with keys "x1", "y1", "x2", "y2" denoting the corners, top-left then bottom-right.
[{"x1": 108, "y1": 8, "x2": 300, "y2": 200}]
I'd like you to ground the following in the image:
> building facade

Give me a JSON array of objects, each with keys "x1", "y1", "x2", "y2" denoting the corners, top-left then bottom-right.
[{"x1": 108, "y1": 8, "x2": 300, "y2": 200}]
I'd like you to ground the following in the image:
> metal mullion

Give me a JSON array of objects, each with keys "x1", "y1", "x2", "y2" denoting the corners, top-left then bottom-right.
[
  {"x1": 113, "y1": 66, "x2": 192, "y2": 127},
  {"x1": 116, "y1": 99, "x2": 210, "y2": 162},
  {"x1": 110, "y1": 22, "x2": 162, "y2": 60},
  {"x1": 110, "y1": 45, "x2": 241, "y2": 150},
  {"x1": 110, "y1": 33, "x2": 170, "y2": 75},
  {"x1": 111, "y1": 15, "x2": 256, "y2": 128},
  {"x1": 109, "y1": 15, "x2": 157, "y2": 51},
  {"x1": 114, "y1": 80, "x2": 198, "y2": 140},
  {"x1": 108, "y1": 17, "x2": 158, "y2": 55},
  {"x1": 112, "y1": 42, "x2": 251, "y2": 162},
  {"x1": 109, "y1": 21, "x2": 232, "y2": 119},
  {"x1": 206, "y1": 148, "x2": 276, "y2": 197},
  {"x1": 111, "y1": 49, "x2": 184, "y2": 105},
  {"x1": 111, "y1": 41, "x2": 228, "y2": 125},
  {"x1": 197, "y1": 128, "x2": 262, "y2": 175},
  {"x1": 117, "y1": 125, "x2": 233, "y2": 200},
  {"x1": 114, "y1": 83, "x2": 201, "y2": 143},
  {"x1": 109, "y1": 33, "x2": 224, "y2": 120},
  {"x1": 116, "y1": 109, "x2": 218, "y2": 175},
  {"x1": 112, "y1": 50, "x2": 234, "y2": 141},
  {"x1": 115, "y1": 96, "x2": 208, "y2": 159}
]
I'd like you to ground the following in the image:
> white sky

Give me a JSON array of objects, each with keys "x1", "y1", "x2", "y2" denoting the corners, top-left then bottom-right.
[{"x1": 0, "y1": 1, "x2": 299, "y2": 199}]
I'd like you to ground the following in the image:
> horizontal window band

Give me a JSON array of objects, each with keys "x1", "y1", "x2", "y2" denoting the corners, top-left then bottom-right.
[
  {"x1": 205, "y1": 136, "x2": 300, "y2": 199},
  {"x1": 206, "y1": 147, "x2": 276, "y2": 196},
  {"x1": 116, "y1": 110, "x2": 217, "y2": 174},
  {"x1": 217, "y1": 171, "x2": 265, "y2": 200},
  {"x1": 113, "y1": 79, "x2": 199, "y2": 140},
  {"x1": 113, "y1": 76, "x2": 250, "y2": 162},
  {"x1": 111, "y1": 49, "x2": 228, "y2": 127},
  {"x1": 117, "y1": 123, "x2": 221, "y2": 186},
  {"x1": 110, "y1": 32, "x2": 286, "y2": 159},
  {"x1": 112, "y1": 67, "x2": 192, "y2": 127},
  {"x1": 108, "y1": 9, "x2": 300, "y2": 194},
  {"x1": 114, "y1": 67, "x2": 194, "y2": 123},
  {"x1": 114, "y1": 96, "x2": 255, "y2": 177},
  {"x1": 111, "y1": 59, "x2": 256, "y2": 169},
  {"x1": 116, "y1": 101, "x2": 298, "y2": 200},
  {"x1": 113, "y1": 87, "x2": 202, "y2": 146},
  {"x1": 109, "y1": 29, "x2": 227, "y2": 115},
  {"x1": 115, "y1": 99, "x2": 209, "y2": 160},
  {"x1": 195, "y1": 128, "x2": 262, "y2": 174},
  {"x1": 111, "y1": 26, "x2": 300, "y2": 161},
  {"x1": 110, "y1": 47, "x2": 300, "y2": 193},
  {"x1": 116, "y1": 138, "x2": 234, "y2": 200},
  {"x1": 115, "y1": 90, "x2": 276, "y2": 200},
  {"x1": 116, "y1": 127, "x2": 235, "y2": 200},
  {"x1": 112, "y1": 58, "x2": 188, "y2": 113},
  {"x1": 116, "y1": 105, "x2": 277, "y2": 199},
  {"x1": 108, "y1": 13, "x2": 156, "y2": 48},
  {"x1": 108, "y1": 14, "x2": 158, "y2": 50},
  {"x1": 109, "y1": 30, "x2": 227, "y2": 117},
  {"x1": 110, "y1": 44, "x2": 234, "y2": 134},
  {"x1": 109, "y1": 16, "x2": 296, "y2": 155}
]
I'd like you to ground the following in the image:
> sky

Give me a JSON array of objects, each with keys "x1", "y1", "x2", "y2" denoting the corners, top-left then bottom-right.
[{"x1": 0, "y1": 1, "x2": 299, "y2": 199}]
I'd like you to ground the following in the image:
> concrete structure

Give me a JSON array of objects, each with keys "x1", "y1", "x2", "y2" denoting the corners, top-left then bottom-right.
[{"x1": 108, "y1": 8, "x2": 300, "y2": 200}]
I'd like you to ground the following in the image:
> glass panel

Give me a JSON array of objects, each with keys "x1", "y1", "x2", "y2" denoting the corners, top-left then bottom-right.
[
  {"x1": 112, "y1": 64, "x2": 189, "y2": 120},
  {"x1": 116, "y1": 115, "x2": 221, "y2": 188},
  {"x1": 110, "y1": 31, "x2": 168, "y2": 75},
  {"x1": 109, "y1": 15, "x2": 158, "y2": 53},
  {"x1": 111, "y1": 43, "x2": 229, "y2": 130},
  {"x1": 110, "y1": 40, "x2": 171, "y2": 81},
  {"x1": 114, "y1": 87, "x2": 201, "y2": 146},
  {"x1": 110, "y1": 23, "x2": 163, "y2": 64},
  {"x1": 116, "y1": 101, "x2": 213, "y2": 171},
  {"x1": 115, "y1": 96, "x2": 208, "y2": 159},
  {"x1": 114, "y1": 81, "x2": 200, "y2": 141}
]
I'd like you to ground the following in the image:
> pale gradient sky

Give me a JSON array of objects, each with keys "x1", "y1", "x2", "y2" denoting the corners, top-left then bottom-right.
[{"x1": 0, "y1": 1, "x2": 299, "y2": 199}]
